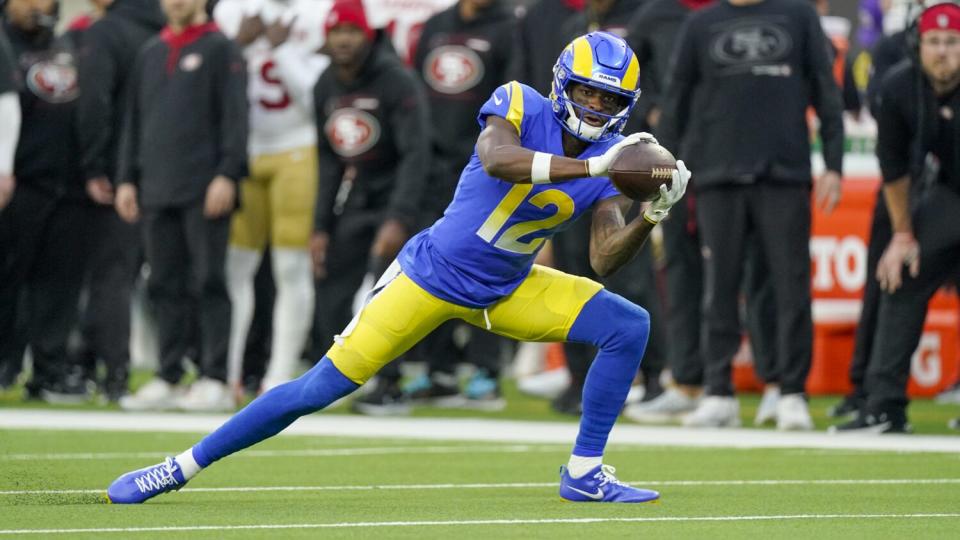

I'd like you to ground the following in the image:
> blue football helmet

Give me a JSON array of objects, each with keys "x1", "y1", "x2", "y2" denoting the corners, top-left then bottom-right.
[{"x1": 551, "y1": 32, "x2": 641, "y2": 143}]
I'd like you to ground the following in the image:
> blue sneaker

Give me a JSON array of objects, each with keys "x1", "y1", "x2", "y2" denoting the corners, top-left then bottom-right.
[
  {"x1": 559, "y1": 464, "x2": 659, "y2": 503},
  {"x1": 106, "y1": 457, "x2": 187, "y2": 504}
]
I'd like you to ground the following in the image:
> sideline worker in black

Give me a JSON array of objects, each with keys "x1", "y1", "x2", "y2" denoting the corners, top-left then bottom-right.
[
  {"x1": 834, "y1": 2, "x2": 960, "y2": 434},
  {"x1": 658, "y1": 0, "x2": 844, "y2": 430},
  {"x1": 0, "y1": 0, "x2": 91, "y2": 401},
  {"x1": 114, "y1": 0, "x2": 247, "y2": 412}
]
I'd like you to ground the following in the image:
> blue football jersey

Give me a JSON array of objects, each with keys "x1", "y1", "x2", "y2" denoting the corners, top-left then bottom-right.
[{"x1": 398, "y1": 81, "x2": 623, "y2": 308}]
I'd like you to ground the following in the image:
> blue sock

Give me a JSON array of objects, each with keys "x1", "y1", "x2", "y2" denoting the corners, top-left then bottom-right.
[
  {"x1": 191, "y1": 357, "x2": 359, "y2": 468},
  {"x1": 566, "y1": 290, "x2": 650, "y2": 457}
]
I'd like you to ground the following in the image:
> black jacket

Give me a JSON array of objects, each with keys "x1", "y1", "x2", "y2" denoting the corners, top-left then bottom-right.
[
  {"x1": 118, "y1": 23, "x2": 248, "y2": 209},
  {"x1": 414, "y1": 0, "x2": 516, "y2": 164},
  {"x1": 4, "y1": 21, "x2": 84, "y2": 199},
  {"x1": 514, "y1": 0, "x2": 582, "y2": 96},
  {"x1": 313, "y1": 38, "x2": 430, "y2": 234},
  {"x1": 867, "y1": 30, "x2": 908, "y2": 117},
  {"x1": 77, "y1": 0, "x2": 165, "y2": 182},
  {"x1": 876, "y1": 60, "x2": 960, "y2": 196},
  {"x1": 0, "y1": 26, "x2": 17, "y2": 94},
  {"x1": 627, "y1": 0, "x2": 702, "y2": 133},
  {"x1": 658, "y1": 0, "x2": 844, "y2": 186}
]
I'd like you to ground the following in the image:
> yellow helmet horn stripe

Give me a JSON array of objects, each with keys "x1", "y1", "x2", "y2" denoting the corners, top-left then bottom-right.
[
  {"x1": 571, "y1": 37, "x2": 594, "y2": 80},
  {"x1": 621, "y1": 54, "x2": 640, "y2": 92}
]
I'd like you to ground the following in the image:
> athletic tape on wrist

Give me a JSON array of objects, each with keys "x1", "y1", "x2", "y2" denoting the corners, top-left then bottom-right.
[{"x1": 531, "y1": 152, "x2": 552, "y2": 184}]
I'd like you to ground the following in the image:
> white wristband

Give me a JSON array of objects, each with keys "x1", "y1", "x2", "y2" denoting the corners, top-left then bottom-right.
[{"x1": 531, "y1": 152, "x2": 552, "y2": 184}]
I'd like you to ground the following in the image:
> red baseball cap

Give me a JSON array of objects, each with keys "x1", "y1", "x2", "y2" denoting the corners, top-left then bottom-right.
[
  {"x1": 919, "y1": 3, "x2": 960, "y2": 36},
  {"x1": 324, "y1": 0, "x2": 375, "y2": 42}
]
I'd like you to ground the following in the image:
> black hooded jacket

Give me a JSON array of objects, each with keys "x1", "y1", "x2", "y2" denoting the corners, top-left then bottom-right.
[
  {"x1": 313, "y1": 35, "x2": 430, "y2": 234},
  {"x1": 76, "y1": 0, "x2": 165, "y2": 182}
]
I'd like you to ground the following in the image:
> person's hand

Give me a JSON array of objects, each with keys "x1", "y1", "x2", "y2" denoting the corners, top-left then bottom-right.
[
  {"x1": 585, "y1": 132, "x2": 656, "y2": 177},
  {"x1": 370, "y1": 218, "x2": 408, "y2": 261},
  {"x1": 644, "y1": 160, "x2": 691, "y2": 224},
  {"x1": 814, "y1": 170, "x2": 842, "y2": 214},
  {"x1": 646, "y1": 107, "x2": 661, "y2": 129},
  {"x1": 877, "y1": 232, "x2": 920, "y2": 293},
  {"x1": 310, "y1": 231, "x2": 330, "y2": 279},
  {"x1": 204, "y1": 175, "x2": 236, "y2": 218},
  {"x1": 265, "y1": 16, "x2": 295, "y2": 48},
  {"x1": 236, "y1": 14, "x2": 266, "y2": 46},
  {"x1": 86, "y1": 176, "x2": 114, "y2": 205},
  {"x1": 115, "y1": 183, "x2": 140, "y2": 223},
  {"x1": 0, "y1": 174, "x2": 15, "y2": 210}
]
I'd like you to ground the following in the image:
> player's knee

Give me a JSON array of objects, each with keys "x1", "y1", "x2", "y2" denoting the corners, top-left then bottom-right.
[{"x1": 598, "y1": 296, "x2": 649, "y2": 357}]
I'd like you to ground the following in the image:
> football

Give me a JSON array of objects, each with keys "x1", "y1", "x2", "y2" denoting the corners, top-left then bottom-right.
[{"x1": 607, "y1": 141, "x2": 677, "y2": 201}]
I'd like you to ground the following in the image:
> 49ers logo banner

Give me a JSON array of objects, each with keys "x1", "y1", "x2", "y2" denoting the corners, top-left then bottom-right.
[
  {"x1": 26, "y1": 53, "x2": 79, "y2": 104},
  {"x1": 325, "y1": 108, "x2": 381, "y2": 157},
  {"x1": 424, "y1": 45, "x2": 484, "y2": 95}
]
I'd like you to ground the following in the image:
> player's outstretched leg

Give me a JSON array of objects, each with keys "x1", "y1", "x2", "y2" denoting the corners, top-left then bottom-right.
[
  {"x1": 559, "y1": 290, "x2": 659, "y2": 503},
  {"x1": 106, "y1": 357, "x2": 358, "y2": 503}
]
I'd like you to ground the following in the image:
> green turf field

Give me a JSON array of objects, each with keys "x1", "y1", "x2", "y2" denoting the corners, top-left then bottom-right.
[{"x1": 2, "y1": 426, "x2": 960, "y2": 539}]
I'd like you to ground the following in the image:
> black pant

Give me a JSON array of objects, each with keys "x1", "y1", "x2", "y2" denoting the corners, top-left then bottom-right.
[
  {"x1": 698, "y1": 183, "x2": 812, "y2": 396},
  {"x1": 866, "y1": 185, "x2": 960, "y2": 412},
  {"x1": 0, "y1": 184, "x2": 90, "y2": 390},
  {"x1": 415, "y1": 321, "x2": 504, "y2": 378},
  {"x1": 142, "y1": 205, "x2": 231, "y2": 383},
  {"x1": 552, "y1": 211, "x2": 666, "y2": 386},
  {"x1": 76, "y1": 207, "x2": 141, "y2": 390},
  {"x1": 846, "y1": 190, "x2": 890, "y2": 395},
  {"x1": 658, "y1": 192, "x2": 777, "y2": 387}
]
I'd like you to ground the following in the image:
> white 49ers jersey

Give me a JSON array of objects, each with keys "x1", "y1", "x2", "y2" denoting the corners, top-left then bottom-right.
[{"x1": 215, "y1": 0, "x2": 331, "y2": 157}]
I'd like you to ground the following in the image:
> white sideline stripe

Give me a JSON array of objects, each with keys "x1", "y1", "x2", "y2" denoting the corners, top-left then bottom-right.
[
  {"x1": 0, "y1": 444, "x2": 567, "y2": 461},
  {"x1": 2, "y1": 410, "x2": 959, "y2": 453},
  {"x1": 3, "y1": 478, "x2": 960, "y2": 496},
  {"x1": 2, "y1": 513, "x2": 960, "y2": 534}
]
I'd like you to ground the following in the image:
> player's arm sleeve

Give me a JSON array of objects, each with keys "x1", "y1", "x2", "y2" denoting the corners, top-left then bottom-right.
[
  {"x1": 657, "y1": 19, "x2": 697, "y2": 155},
  {"x1": 0, "y1": 92, "x2": 20, "y2": 176},
  {"x1": 385, "y1": 71, "x2": 431, "y2": 230},
  {"x1": 213, "y1": 0, "x2": 244, "y2": 41},
  {"x1": 477, "y1": 81, "x2": 536, "y2": 140},
  {"x1": 76, "y1": 23, "x2": 120, "y2": 181},
  {"x1": 214, "y1": 41, "x2": 249, "y2": 182},
  {"x1": 875, "y1": 74, "x2": 910, "y2": 184},
  {"x1": 312, "y1": 82, "x2": 345, "y2": 233},
  {"x1": 804, "y1": 7, "x2": 844, "y2": 175},
  {"x1": 116, "y1": 53, "x2": 143, "y2": 186}
]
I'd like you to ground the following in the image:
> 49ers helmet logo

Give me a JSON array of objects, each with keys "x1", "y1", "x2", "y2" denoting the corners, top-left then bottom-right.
[
  {"x1": 26, "y1": 54, "x2": 79, "y2": 104},
  {"x1": 424, "y1": 45, "x2": 484, "y2": 94},
  {"x1": 325, "y1": 108, "x2": 381, "y2": 158}
]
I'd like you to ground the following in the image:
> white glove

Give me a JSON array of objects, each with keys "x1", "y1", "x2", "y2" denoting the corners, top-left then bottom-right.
[
  {"x1": 643, "y1": 159, "x2": 690, "y2": 224},
  {"x1": 585, "y1": 132, "x2": 657, "y2": 177}
]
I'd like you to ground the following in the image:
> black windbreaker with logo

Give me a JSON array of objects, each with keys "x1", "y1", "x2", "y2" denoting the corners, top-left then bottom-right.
[
  {"x1": 312, "y1": 37, "x2": 430, "y2": 234},
  {"x1": 4, "y1": 21, "x2": 84, "y2": 199},
  {"x1": 657, "y1": 0, "x2": 844, "y2": 186},
  {"x1": 413, "y1": 1, "x2": 516, "y2": 164}
]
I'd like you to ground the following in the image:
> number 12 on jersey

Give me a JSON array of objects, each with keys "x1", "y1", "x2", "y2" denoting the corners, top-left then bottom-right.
[{"x1": 476, "y1": 184, "x2": 575, "y2": 254}]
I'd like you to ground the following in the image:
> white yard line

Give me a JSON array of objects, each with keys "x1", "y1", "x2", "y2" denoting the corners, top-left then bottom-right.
[
  {"x1": 3, "y1": 478, "x2": 960, "y2": 497},
  {"x1": 1, "y1": 513, "x2": 960, "y2": 534},
  {"x1": 1, "y1": 409, "x2": 959, "y2": 453}
]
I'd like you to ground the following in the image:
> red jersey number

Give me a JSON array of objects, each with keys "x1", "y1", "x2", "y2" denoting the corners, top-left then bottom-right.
[{"x1": 258, "y1": 60, "x2": 292, "y2": 110}]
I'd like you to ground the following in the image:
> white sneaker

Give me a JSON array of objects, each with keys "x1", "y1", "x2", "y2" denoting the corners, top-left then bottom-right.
[
  {"x1": 682, "y1": 396, "x2": 741, "y2": 428},
  {"x1": 754, "y1": 386, "x2": 781, "y2": 426},
  {"x1": 776, "y1": 393, "x2": 814, "y2": 431},
  {"x1": 624, "y1": 387, "x2": 700, "y2": 424},
  {"x1": 934, "y1": 384, "x2": 960, "y2": 405},
  {"x1": 119, "y1": 378, "x2": 180, "y2": 411},
  {"x1": 516, "y1": 368, "x2": 570, "y2": 399},
  {"x1": 176, "y1": 378, "x2": 235, "y2": 412}
]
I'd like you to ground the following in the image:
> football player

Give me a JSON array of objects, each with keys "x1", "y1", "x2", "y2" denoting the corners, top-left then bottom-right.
[
  {"x1": 106, "y1": 29, "x2": 690, "y2": 504},
  {"x1": 213, "y1": 0, "x2": 331, "y2": 397}
]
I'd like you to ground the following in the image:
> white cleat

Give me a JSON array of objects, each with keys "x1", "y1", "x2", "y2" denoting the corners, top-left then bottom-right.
[
  {"x1": 119, "y1": 378, "x2": 181, "y2": 412},
  {"x1": 754, "y1": 386, "x2": 781, "y2": 426},
  {"x1": 624, "y1": 387, "x2": 700, "y2": 424},
  {"x1": 682, "y1": 396, "x2": 741, "y2": 428},
  {"x1": 516, "y1": 368, "x2": 570, "y2": 399},
  {"x1": 176, "y1": 378, "x2": 235, "y2": 412},
  {"x1": 776, "y1": 393, "x2": 814, "y2": 431}
]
